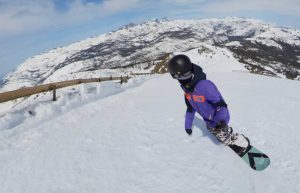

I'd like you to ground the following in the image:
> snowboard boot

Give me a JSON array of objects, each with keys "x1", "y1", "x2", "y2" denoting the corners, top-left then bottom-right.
[
  {"x1": 207, "y1": 125, "x2": 233, "y2": 144},
  {"x1": 208, "y1": 126, "x2": 250, "y2": 156}
]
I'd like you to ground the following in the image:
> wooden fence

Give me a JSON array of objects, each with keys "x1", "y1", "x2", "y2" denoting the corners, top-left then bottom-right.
[
  {"x1": 130, "y1": 72, "x2": 152, "y2": 76},
  {"x1": 0, "y1": 75, "x2": 130, "y2": 103}
]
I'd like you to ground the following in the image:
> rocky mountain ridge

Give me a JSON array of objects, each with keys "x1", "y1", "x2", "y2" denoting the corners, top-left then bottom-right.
[{"x1": 1, "y1": 17, "x2": 299, "y2": 91}]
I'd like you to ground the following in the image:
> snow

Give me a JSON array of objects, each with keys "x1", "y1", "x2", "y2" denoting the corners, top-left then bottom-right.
[
  {"x1": 0, "y1": 78, "x2": 148, "y2": 130},
  {"x1": 175, "y1": 45, "x2": 247, "y2": 73},
  {"x1": 225, "y1": 41, "x2": 242, "y2": 47},
  {"x1": 1, "y1": 68, "x2": 300, "y2": 192}
]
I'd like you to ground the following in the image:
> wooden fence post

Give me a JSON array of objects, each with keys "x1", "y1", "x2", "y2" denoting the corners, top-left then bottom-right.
[
  {"x1": 52, "y1": 85, "x2": 57, "y2": 101},
  {"x1": 120, "y1": 76, "x2": 123, "y2": 84}
]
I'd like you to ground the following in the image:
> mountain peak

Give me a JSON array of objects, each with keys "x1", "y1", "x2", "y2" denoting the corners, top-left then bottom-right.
[{"x1": 118, "y1": 17, "x2": 171, "y2": 30}]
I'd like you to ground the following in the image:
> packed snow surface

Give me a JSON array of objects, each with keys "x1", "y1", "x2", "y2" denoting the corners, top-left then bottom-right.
[{"x1": 0, "y1": 71, "x2": 300, "y2": 193}]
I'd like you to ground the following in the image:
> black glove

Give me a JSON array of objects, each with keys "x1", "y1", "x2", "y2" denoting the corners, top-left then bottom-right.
[
  {"x1": 216, "y1": 121, "x2": 227, "y2": 129},
  {"x1": 185, "y1": 129, "x2": 192, "y2": 135},
  {"x1": 215, "y1": 121, "x2": 232, "y2": 134}
]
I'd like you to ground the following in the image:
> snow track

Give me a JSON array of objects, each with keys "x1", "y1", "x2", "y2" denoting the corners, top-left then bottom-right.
[{"x1": 0, "y1": 73, "x2": 300, "y2": 193}]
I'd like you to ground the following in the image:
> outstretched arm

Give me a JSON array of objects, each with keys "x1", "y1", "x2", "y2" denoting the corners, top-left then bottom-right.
[{"x1": 185, "y1": 97, "x2": 195, "y2": 133}]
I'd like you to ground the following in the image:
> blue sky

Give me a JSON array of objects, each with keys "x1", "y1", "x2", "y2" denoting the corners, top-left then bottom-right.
[{"x1": 0, "y1": 0, "x2": 300, "y2": 77}]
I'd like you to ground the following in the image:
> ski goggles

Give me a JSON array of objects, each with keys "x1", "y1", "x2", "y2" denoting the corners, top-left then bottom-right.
[{"x1": 171, "y1": 71, "x2": 193, "y2": 80}]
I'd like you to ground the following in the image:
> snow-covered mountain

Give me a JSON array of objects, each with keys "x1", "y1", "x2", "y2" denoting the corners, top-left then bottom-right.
[
  {"x1": 1, "y1": 17, "x2": 300, "y2": 92},
  {"x1": 1, "y1": 48, "x2": 300, "y2": 192}
]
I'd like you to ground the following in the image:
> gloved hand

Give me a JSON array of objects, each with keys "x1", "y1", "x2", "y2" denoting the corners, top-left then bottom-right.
[
  {"x1": 185, "y1": 128, "x2": 192, "y2": 135},
  {"x1": 215, "y1": 120, "x2": 227, "y2": 130},
  {"x1": 215, "y1": 120, "x2": 233, "y2": 134}
]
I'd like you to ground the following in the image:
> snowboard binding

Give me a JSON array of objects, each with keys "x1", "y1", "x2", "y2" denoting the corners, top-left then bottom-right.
[
  {"x1": 207, "y1": 125, "x2": 270, "y2": 171},
  {"x1": 228, "y1": 134, "x2": 251, "y2": 156},
  {"x1": 208, "y1": 125, "x2": 251, "y2": 156}
]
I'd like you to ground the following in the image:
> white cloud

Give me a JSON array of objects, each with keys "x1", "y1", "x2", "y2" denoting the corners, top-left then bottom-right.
[
  {"x1": 203, "y1": 0, "x2": 300, "y2": 17},
  {"x1": 164, "y1": 0, "x2": 205, "y2": 3},
  {"x1": 0, "y1": 0, "x2": 141, "y2": 37},
  {"x1": 0, "y1": 0, "x2": 299, "y2": 38},
  {"x1": 0, "y1": 1, "x2": 55, "y2": 35}
]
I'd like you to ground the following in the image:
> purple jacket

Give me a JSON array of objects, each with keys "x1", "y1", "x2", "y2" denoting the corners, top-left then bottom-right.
[{"x1": 180, "y1": 65, "x2": 230, "y2": 129}]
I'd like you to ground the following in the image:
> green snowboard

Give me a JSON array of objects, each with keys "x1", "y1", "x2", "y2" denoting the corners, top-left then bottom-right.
[{"x1": 230, "y1": 145, "x2": 270, "y2": 171}]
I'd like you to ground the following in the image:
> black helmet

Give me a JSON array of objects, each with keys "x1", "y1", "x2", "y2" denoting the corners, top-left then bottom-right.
[{"x1": 168, "y1": 54, "x2": 193, "y2": 80}]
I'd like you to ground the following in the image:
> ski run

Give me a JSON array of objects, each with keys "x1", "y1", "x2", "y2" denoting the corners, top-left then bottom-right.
[{"x1": 0, "y1": 48, "x2": 300, "y2": 193}]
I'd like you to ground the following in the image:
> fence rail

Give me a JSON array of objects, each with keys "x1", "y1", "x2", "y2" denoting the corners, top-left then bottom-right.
[
  {"x1": 130, "y1": 72, "x2": 152, "y2": 76},
  {"x1": 0, "y1": 76, "x2": 130, "y2": 103}
]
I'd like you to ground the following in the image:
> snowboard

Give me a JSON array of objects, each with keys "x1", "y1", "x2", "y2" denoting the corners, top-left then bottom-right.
[{"x1": 229, "y1": 145, "x2": 270, "y2": 171}]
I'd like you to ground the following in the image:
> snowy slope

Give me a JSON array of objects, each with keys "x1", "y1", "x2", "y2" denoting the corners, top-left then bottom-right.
[{"x1": 1, "y1": 68, "x2": 300, "y2": 191}]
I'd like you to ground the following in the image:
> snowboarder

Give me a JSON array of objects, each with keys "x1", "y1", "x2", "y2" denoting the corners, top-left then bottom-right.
[{"x1": 168, "y1": 54, "x2": 250, "y2": 155}]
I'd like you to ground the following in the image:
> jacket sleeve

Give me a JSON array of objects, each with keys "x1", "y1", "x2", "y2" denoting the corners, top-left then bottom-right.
[
  {"x1": 204, "y1": 81, "x2": 230, "y2": 127},
  {"x1": 185, "y1": 97, "x2": 195, "y2": 130}
]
